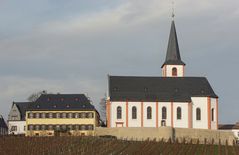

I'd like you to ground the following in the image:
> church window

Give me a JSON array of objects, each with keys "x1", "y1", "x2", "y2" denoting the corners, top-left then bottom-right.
[
  {"x1": 172, "y1": 67, "x2": 177, "y2": 76},
  {"x1": 211, "y1": 108, "x2": 214, "y2": 121},
  {"x1": 162, "y1": 107, "x2": 167, "y2": 119},
  {"x1": 147, "y1": 106, "x2": 152, "y2": 119},
  {"x1": 117, "y1": 106, "x2": 122, "y2": 119},
  {"x1": 196, "y1": 108, "x2": 201, "y2": 120},
  {"x1": 132, "y1": 106, "x2": 137, "y2": 119},
  {"x1": 177, "y1": 107, "x2": 182, "y2": 120}
]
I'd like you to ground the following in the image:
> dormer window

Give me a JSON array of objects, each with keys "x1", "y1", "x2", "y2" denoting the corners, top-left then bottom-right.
[
  {"x1": 144, "y1": 87, "x2": 148, "y2": 92},
  {"x1": 113, "y1": 87, "x2": 119, "y2": 92},
  {"x1": 172, "y1": 67, "x2": 177, "y2": 76}
]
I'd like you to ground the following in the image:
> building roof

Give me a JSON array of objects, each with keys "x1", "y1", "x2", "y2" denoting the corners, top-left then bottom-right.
[
  {"x1": 13, "y1": 102, "x2": 31, "y2": 121},
  {"x1": 162, "y1": 20, "x2": 185, "y2": 67},
  {"x1": 27, "y1": 94, "x2": 96, "y2": 111},
  {"x1": 0, "y1": 115, "x2": 8, "y2": 129},
  {"x1": 219, "y1": 124, "x2": 239, "y2": 130},
  {"x1": 109, "y1": 76, "x2": 218, "y2": 102}
]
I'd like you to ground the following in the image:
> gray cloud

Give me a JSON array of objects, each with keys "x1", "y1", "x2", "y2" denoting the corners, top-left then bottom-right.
[{"x1": 0, "y1": 0, "x2": 238, "y2": 123}]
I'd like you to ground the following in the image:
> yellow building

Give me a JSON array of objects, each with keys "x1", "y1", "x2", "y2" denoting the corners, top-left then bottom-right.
[{"x1": 26, "y1": 94, "x2": 99, "y2": 136}]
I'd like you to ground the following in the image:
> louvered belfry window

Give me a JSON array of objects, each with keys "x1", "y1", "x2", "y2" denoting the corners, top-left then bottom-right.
[{"x1": 172, "y1": 67, "x2": 177, "y2": 76}]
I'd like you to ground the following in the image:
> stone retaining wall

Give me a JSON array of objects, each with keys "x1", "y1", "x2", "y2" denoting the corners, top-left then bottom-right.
[{"x1": 95, "y1": 127, "x2": 235, "y2": 145}]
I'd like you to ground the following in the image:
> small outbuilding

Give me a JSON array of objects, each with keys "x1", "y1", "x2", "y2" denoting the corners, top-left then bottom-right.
[{"x1": 219, "y1": 123, "x2": 239, "y2": 140}]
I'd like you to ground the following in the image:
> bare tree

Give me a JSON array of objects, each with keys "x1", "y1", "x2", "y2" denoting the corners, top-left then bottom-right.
[
  {"x1": 27, "y1": 90, "x2": 47, "y2": 102},
  {"x1": 99, "y1": 94, "x2": 107, "y2": 123}
]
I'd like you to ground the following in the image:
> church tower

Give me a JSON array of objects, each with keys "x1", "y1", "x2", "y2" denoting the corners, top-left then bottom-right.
[{"x1": 162, "y1": 18, "x2": 186, "y2": 77}]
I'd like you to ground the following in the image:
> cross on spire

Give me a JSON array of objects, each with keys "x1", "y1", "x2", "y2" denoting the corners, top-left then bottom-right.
[{"x1": 172, "y1": 1, "x2": 175, "y2": 20}]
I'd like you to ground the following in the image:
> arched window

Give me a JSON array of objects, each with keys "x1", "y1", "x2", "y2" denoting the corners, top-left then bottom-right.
[
  {"x1": 172, "y1": 67, "x2": 177, "y2": 76},
  {"x1": 132, "y1": 106, "x2": 137, "y2": 119},
  {"x1": 117, "y1": 106, "x2": 122, "y2": 119},
  {"x1": 162, "y1": 107, "x2": 167, "y2": 119},
  {"x1": 177, "y1": 107, "x2": 182, "y2": 120},
  {"x1": 196, "y1": 108, "x2": 201, "y2": 121},
  {"x1": 211, "y1": 108, "x2": 214, "y2": 121},
  {"x1": 147, "y1": 106, "x2": 152, "y2": 119}
]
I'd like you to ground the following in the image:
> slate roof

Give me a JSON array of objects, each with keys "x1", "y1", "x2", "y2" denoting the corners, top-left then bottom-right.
[
  {"x1": 219, "y1": 124, "x2": 239, "y2": 130},
  {"x1": 162, "y1": 20, "x2": 185, "y2": 67},
  {"x1": 13, "y1": 102, "x2": 31, "y2": 121},
  {"x1": 27, "y1": 94, "x2": 96, "y2": 111},
  {"x1": 109, "y1": 76, "x2": 218, "y2": 102},
  {"x1": 0, "y1": 115, "x2": 8, "y2": 129}
]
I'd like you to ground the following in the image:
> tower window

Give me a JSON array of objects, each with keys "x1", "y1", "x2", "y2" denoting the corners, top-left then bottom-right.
[{"x1": 172, "y1": 67, "x2": 177, "y2": 76}]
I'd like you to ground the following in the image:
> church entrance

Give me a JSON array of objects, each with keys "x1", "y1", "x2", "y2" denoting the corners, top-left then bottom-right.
[{"x1": 161, "y1": 120, "x2": 166, "y2": 127}]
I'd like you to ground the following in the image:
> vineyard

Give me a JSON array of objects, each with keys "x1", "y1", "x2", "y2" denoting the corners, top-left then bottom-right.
[{"x1": 0, "y1": 136, "x2": 238, "y2": 155}]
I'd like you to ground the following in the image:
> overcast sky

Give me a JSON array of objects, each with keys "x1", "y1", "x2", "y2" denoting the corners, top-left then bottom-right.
[{"x1": 0, "y1": 0, "x2": 238, "y2": 123}]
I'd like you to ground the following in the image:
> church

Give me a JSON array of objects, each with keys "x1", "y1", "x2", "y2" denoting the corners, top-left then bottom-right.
[{"x1": 106, "y1": 18, "x2": 219, "y2": 130}]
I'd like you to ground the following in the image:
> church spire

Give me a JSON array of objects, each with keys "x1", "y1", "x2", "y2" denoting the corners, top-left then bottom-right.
[
  {"x1": 162, "y1": 18, "x2": 185, "y2": 68},
  {"x1": 161, "y1": 14, "x2": 186, "y2": 77}
]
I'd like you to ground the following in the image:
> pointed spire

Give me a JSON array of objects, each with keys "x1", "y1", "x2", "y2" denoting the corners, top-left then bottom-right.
[{"x1": 162, "y1": 19, "x2": 185, "y2": 67}]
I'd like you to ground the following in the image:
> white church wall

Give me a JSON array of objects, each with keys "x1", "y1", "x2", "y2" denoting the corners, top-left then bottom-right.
[
  {"x1": 210, "y1": 98, "x2": 217, "y2": 130},
  {"x1": 128, "y1": 102, "x2": 141, "y2": 127},
  {"x1": 143, "y1": 102, "x2": 156, "y2": 127},
  {"x1": 173, "y1": 102, "x2": 188, "y2": 128},
  {"x1": 164, "y1": 65, "x2": 184, "y2": 77},
  {"x1": 191, "y1": 97, "x2": 208, "y2": 129},
  {"x1": 158, "y1": 102, "x2": 171, "y2": 127},
  {"x1": 110, "y1": 102, "x2": 126, "y2": 127}
]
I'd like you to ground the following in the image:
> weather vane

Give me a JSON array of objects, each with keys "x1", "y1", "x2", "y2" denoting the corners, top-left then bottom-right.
[{"x1": 172, "y1": 1, "x2": 175, "y2": 19}]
